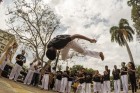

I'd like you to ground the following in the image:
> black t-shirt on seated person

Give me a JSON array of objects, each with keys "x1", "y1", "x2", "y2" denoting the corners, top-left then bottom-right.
[
  {"x1": 16, "y1": 54, "x2": 26, "y2": 66},
  {"x1": 47, "y1": 35, "x2": 72, "y2": 50}
]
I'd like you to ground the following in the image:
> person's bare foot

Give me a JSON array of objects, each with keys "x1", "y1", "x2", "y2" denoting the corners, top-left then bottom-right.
[
  {"x1": 100, "y1": 52, "x2": 104, "y2": 61},
  {"x1": 90, "y1": 39, "x2": 97, "y2": 43}
]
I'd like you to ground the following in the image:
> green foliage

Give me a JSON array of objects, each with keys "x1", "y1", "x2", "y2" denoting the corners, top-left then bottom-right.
[
  {"x1": 136, "y1": 65, "x2": 140, "y2": 78},
  {"x1": 110, "y1": 18, "x2": 134, "y2": 63},
  {"x1": 110, "y1": 18, "x2": 134, "y2": 46},
  {"x1": 85, "y1": 68, "x2": 95, "y2": 74},
  {"x1": 70, "y1": 65, "x2": 95, "y2": 74},
  {"x1": 127, "y1": 0, "x2": 140, "y2": 34},
  {"x1": 70, "y1": 65, "x2": 83, "y2": 74}
]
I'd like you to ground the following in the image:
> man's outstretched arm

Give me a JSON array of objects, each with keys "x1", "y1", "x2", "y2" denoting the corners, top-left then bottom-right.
[{"x1": 70, "y1": 34, "x2": 96, "y2": 43}]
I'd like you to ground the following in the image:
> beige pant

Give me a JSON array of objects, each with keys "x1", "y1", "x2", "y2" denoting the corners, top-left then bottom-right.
[{"x1": 61, "y1": 41, "x2": 100, "y2": 60}]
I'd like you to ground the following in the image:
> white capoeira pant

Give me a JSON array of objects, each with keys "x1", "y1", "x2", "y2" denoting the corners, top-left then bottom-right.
[
  {"x1": 114, "y1": 79, "x2": 120, "y2": 93},
  {"x1": 94, "y1": 82, "x2": 101, "y2": 93},
  {"x1": 103, "y1": 81, "x2": 111, "y2": 93},
  {"x1": 9, "y1": 63, "x2": 22, "y2": 81},
  {"x1": 85, "y1": 83, "x2": 91, "y2": 93},
  {"x1": 60, "y1": 77, "x2": 68, "y2": 93},
  {"x1": 61, "y1": 41, "x2": 100, "y2": 60},
  {"x1": 121, "y1": 75, "x2": 128, "y2": 93},
  {"x1": 54, "y1": 79, "x2": 61, "y2": 91},
  {"x1": 76, "y1": 83, "x2": 86, "y2": 93},
  {"x1": 66, "y1": 81, "x2": 72, "y2": 93},
  {"x1": 100, "y1": 83, "x2": 104, "y2": 93},
  {"x1": 24, "y1": 70, "x2": 34, "y2": 85},
  {"x1": 42, "y1": 74, "x2": 49, "y2": 90}
]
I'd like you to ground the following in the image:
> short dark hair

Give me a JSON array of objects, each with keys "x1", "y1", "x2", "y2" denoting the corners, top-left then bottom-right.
[{"x1": 46, "y1": 48, "x2": 56, "y2": 60}]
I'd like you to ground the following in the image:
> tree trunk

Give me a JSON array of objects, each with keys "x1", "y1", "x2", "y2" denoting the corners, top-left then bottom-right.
[
  {"x1": 40, "y1": 60, "x2": 52, "y2": 75},
  {"x1": 54, "y1": 51, "x2": 60, "y2": 71},
  {"x1": 124, "y1": 38, "x2": 134, "y2": 64}
]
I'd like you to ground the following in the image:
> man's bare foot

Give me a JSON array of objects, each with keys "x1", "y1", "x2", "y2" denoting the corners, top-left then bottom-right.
[
  {"x1": 90, "y1": 39, "x2": 97, "y2": 43},
  {"x1": 100, "y1": 52, "x2": 104, "y2": 61}
]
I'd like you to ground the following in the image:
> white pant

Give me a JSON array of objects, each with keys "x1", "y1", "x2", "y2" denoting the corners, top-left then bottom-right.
[
  {"x1": 76, "y1": 83, "x2": 86, "y2": 93},
  {"x1": 9, "y1": 63, "x2": 22, "y2": 81},
  {"x1": 66, "y1": 81, "x2": 72, "y2": 93},
  {"x1": 61, "y1": 41, "x2": 100, "y2": 60},
  {"x1": 55, "y1": 79, "x2": 61, "y2": 91},
  {"x1": 24, "y1": 70, "x2": 34, "y2": 85},
  {"x1": 60, "y1": 77, "x2": 68, "y2": 93},
  {"x1": 101, "y1": 84, "x2": 104, "y2": 93},
  {"x1": 114, "y1": 80, "x2": 120, "y2": 93},
  {"x1": 121, "y1": 75, "x2": 128, "y2": 93},
  {"x1": 94, "y1": 82, "x2": 101, "y2": 92},
  {"x1": 103, "y1": 81, "x2": 110, "y2": 93},
  {"x1": 42, "y1": 74, "x2": 49, "y2": 90},
  {"x1": 85, "y1": 83, "x2": 91, "y2": 93}
]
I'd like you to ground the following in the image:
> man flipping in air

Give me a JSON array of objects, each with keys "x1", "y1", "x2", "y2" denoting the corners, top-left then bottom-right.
[{"x1": 46, "y1": 34, "x2": 104, "y2": 61}]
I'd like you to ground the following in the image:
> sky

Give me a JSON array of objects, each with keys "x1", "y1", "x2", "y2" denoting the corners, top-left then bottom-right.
[{"x1": 0, "y1": 0, "x2": 140, "y2": 73}]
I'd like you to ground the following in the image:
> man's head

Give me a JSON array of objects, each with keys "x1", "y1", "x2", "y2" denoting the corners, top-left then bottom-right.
[
  {"x1": 105, "y1": 65, "x2": 108, "y2": 70},
  {"x1": 121, "y1": 62, "x2": 125, "y2": 67},
  {"x1": 46, "y1": 47, "x2": 57, "y2": 60},
  {"x1": 21, "y1": 50, "x2": 25, "y2": 55},
  {"x1": 95, "y1": 70, "x2": 99, "y2": 75},
  {"x1": 12, "y1": 42, "x2": 18, "y2": 49},
  {"x1": 114, "y1": 65, "x2": 117, "y2": 69}
]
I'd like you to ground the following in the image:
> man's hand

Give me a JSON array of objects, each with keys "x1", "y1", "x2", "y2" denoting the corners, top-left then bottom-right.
[{"x1": 90, "y1": 39, "x2": 97, "y2": 43}]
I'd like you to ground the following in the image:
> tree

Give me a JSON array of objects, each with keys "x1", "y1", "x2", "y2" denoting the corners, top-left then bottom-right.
[
  {"x1": 85, "y1": 68, "x2": 95, "y2": 74},
  {"x1": 127, "y1": 0, "x2": 140, "y2": 34},
  {"x1": 6, "y1": 0, "x2": 60, "y2": 67},
  {"x1": 136, "y1": 65, "x2": 140, "y2": 78},
  {"x1": 110, "y1": 18, "x2": 135, "y2": 63},
  {"x1": 70, "y1": 65, "x2": 83, "y2": 74}
]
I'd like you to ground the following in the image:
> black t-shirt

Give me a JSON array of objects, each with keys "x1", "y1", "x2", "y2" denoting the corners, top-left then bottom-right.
[
  {"x1": 68, "y1": 74, "x2": 74, "y2": 81},
  {"x1": 128, "y1": 67, "x2": 136, "y2": 79},
  {"x1": 85, "y1": 74, "x2": 92, "y2": 83},
  {"x1": 47, "y1": 35, "x2": 71, "y2": 49},
  {"x1": 16, "y1": 54, "x2": 26, "y2": 66},
  {"x1": 121, "y1": 67, "x2": 127, "y2": 75},
  {"x1": 93, "y1": 75, "x2": 101, "y2": 82},
  {"x1": 62, "y1": 71, "x2": 68, "y2": 78},
  {"x1": 112, "y1": 69, "x2": 120, "y2": 80},
  {"x1": 56, "y1": 71, "x2": 62, "y2": 80},
  {"x1": 104, "y1": 70, "x2": 110, "y2": 81}
]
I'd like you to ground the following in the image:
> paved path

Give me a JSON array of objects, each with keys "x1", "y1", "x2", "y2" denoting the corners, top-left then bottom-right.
[
  {"x1": 0, "y1": 77, "x2": 140, "y2": 93},
  {"x1": 0, "y1": 78, "x2": 55, "y2": 93}
]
